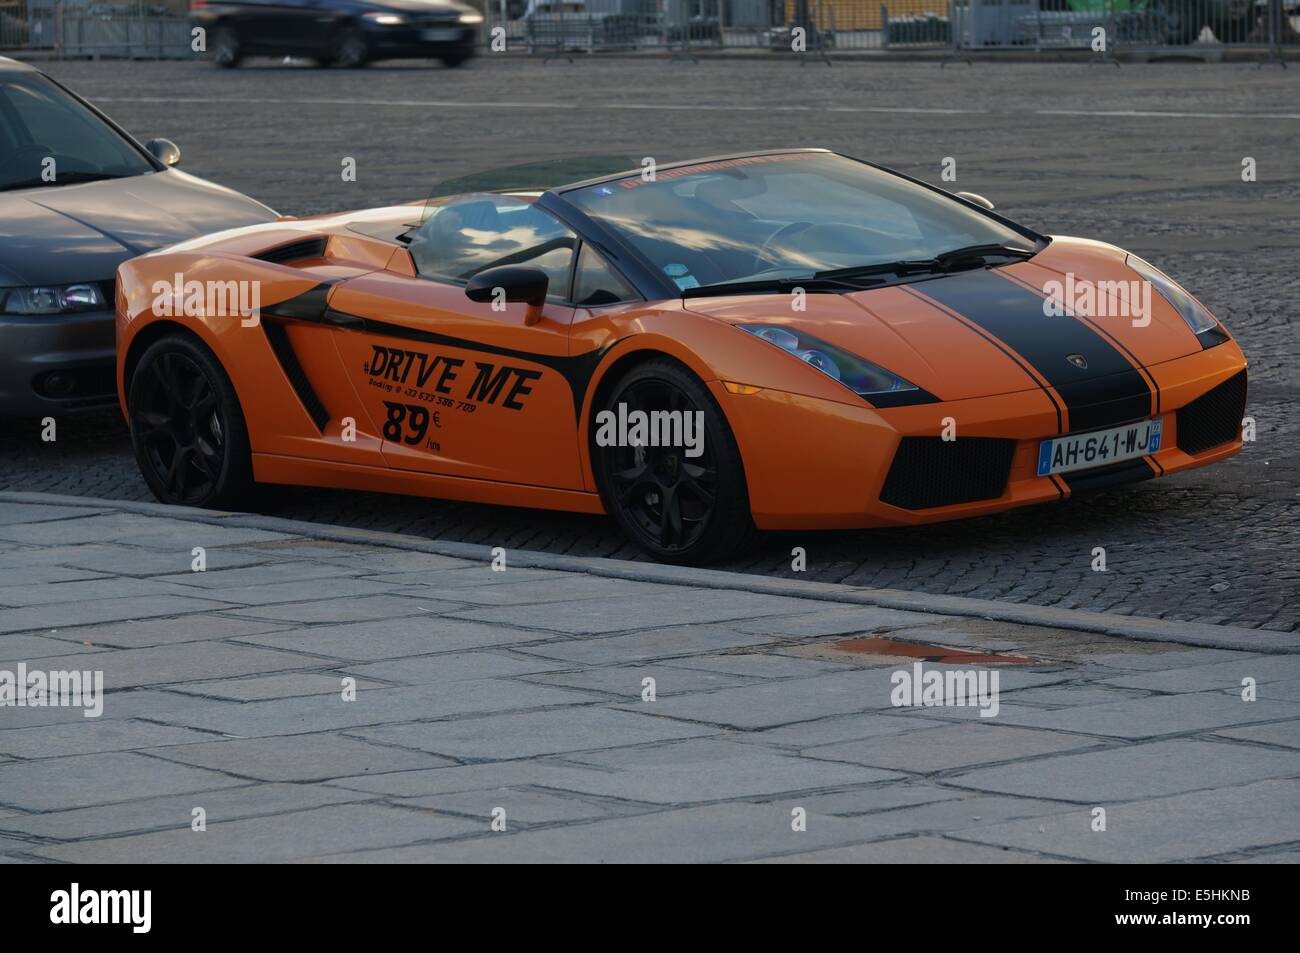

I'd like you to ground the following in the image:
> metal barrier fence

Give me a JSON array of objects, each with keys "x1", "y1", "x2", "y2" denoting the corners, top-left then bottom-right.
[
  {"x1": 1, "y1": 1, "x2": 193, "y2": 56},
  {"x1": 952, "y1": 0, "x2": 1297, "y2": 50},
  {"x1": 493, "y1": 0, "x2": 1295, "y2": 52},
  {"x1": 492, "y1": 0, "x2": 954, "y2": 53},
  {"x1": 2, "y1": 0, "x2": 1292, "y2": 57}
]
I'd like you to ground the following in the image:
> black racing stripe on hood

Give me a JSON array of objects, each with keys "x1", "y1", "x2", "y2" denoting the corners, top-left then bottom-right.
[{"x1": 917, "y1": 269, "x2": 1153, "y2": 433}]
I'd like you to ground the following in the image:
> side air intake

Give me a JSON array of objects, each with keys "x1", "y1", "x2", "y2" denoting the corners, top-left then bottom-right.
[{"x1": 252, "y1": 237, "x2": 329, "y2": 266}]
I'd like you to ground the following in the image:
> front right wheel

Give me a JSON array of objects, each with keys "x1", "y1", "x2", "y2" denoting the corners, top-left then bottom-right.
[{"x1": 592, "y1": 359, "x2": 754, "y2": 564}]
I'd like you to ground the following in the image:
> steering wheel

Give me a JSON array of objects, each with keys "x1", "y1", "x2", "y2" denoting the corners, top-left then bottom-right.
[{"x1": 752, "y1": 221, "x2": 816, "y2": 273}]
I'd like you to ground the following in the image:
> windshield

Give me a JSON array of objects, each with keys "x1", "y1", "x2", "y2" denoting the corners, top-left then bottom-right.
[
  {"x1": 0, "y1": 73, "x2": 155, "y2": 191},
  {"x1": 563, "y1": 153, "x2": 1035, "y2": 291},
  {"x1": 423, "y1": 155, "x2": 639, "y2": 218}
]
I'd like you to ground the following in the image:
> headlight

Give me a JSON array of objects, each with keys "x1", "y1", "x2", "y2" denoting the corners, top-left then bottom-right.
[
  {"x1": 1, "y1": 283, "x2": 106, "y2": 315},
  {"x1": 1126, "y1": 254, "x2": 1218, "y2": 335},
  {"x1": 738, "y1": 324, "x2": 919, "y2": 398},
  {"x1": 364, "y1": 12, "x2": 407, "y2": 24},
  {"x1": 458, "y1": 12, "x2": 484, "y2": 23}
]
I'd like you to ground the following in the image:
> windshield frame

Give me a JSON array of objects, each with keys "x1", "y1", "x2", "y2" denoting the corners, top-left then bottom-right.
[
  {"x1": 0, "y1": 66, "x2": 163, "y2": 192},
  {"x1": 546, "y1": 149, "x2": 1046, "y2": 301}
]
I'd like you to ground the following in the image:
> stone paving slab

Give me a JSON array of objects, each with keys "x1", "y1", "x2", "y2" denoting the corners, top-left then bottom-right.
[
  {"x1": 802, "y1": 723, "x2": 1102, "y2": 773},
  {"x1": 234, "y1": 617, "x2": 552, "y2": 661},
  {"x1": 750, "y1": 836, "x2": 1064, "y2": 864},
  {"x1": 0, "y1": 782, "x2": 369, "y2": 842},
  {"x1": 146, "y1": 680, "x2": 600, "y2": 739},
  {"x1": 0, "y1": 499, "x2": 1297, "y2": 862},
  {"x1": 446, "y1": 590, "x2": 833, "y2": 635},
  {"x1": 223, "y1": 594, "x2": 470, "y2": 625},
  {"x1": 31, "y1": 803, "x2": 483, "y2": 864},
  {"x1": 0, "y1": 593, "x2": 236, "y2": 634},
  {"x1": 0, "y1": 752, "x2": 246, "y2": 812},
  {"x1": 955, "y1": 780, "x2": 1300, "y2": 863},
  {"x1": 949, "y1": 740, "x2": 1300, "y2": 802},
  {"x1": 976, "y1": 692, "x2": 1300, "y2": 739},
  {"x1": 147, "y1": 733, "x2": 456, "y2": 782}
]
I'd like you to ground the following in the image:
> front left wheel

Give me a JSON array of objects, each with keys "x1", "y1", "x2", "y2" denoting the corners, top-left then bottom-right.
[
  {"x1": 592, "y1": 358, "x2": 754, "y2": 564},
  {"x1": 127, "y1": 335, "x2": 253, "y2": 509}
]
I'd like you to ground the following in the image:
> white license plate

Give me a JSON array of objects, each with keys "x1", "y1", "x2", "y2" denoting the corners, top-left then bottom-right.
[
  {"x1": 421, "y1": 28, "x2": 458, "y2": 41},
  {"x1": 1037, "y1": 417, "x2": 1163, "y2": 477}
]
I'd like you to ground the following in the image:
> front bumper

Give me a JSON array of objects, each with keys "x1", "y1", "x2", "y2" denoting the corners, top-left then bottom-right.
[
  {"x1": 364, "y1": 23, "x2": 480, "y2": 56},
  {"x1": 718, "y1": 342, "x2": 1248, "y2": 531},
  {"x1": 0, "y1": 309, "x2": 117, "y2": 417}
]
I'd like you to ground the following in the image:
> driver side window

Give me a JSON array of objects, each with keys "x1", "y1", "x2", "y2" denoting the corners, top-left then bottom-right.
[{"x1": 409, "y1": 194, "x2": 577, "y2": 302}]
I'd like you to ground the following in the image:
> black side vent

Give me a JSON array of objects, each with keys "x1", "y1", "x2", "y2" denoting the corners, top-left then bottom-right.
[
  {"x1": 1177, "y1": 370, "x2": 1247, "y2": 455},
  {"x1": 253, "y1": 237, "x2": 329, "y2": 266},
  {"x1": 880, "y1": 436, "x2": 1017, "y2": 510},
  {"x1": 262, "y1": 321, "x2": 329, "y2": 432}
]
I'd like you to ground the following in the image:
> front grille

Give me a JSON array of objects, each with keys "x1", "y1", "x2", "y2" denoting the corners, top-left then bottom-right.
[
  {"x1": 1177, "y1": 370, "x2": 1247, "y2": 455},
  {"x1": 880, "y1": 436, "x2": 1017, "y2": 510}
]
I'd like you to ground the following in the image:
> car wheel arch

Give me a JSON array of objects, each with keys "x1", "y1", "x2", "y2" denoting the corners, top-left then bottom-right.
[
  {"x1": 122, "y1": 320, "x2": 249, "y2": 425},
  {"x1": 123, "y1": 320, "x2": 198, "y2": 397}
]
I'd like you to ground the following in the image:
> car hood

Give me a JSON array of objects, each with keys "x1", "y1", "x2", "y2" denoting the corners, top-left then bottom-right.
[
  {"x1": 685, "y1": 237, "x2": 1208, "y2": 403},
  {"x1": 0, "y1": 168, "x2": 277, "y2": 287}
]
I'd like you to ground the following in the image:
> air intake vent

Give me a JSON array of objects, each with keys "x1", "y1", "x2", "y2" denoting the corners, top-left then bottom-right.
[
  {"x1": 1177, "y1": 370, "x2": 1247, "y2": 455},
  {"x1": 253, "y1": 237, "x2": 328, "y2": 266},
  {"x1": 880, "y1": 436, "x2": 1016, "y2": 510}
]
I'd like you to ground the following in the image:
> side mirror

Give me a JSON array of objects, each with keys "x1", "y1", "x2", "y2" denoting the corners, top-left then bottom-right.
[
  {"x1": 146, "y1": 138, "x2": 181, "y2": 167},
  {"x1": 955, "y1": 191, "x2": 995, "y2": 211},
  {"x1": 465, "y1": 265, "x2": 549, "y2": 324}
]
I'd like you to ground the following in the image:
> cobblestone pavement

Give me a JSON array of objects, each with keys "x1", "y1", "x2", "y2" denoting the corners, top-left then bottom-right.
[
  {"x1": 1, "y1": 59, "x2": 1296, "y2": 631},
  {"x1": 1, "y1": 500, "x2": 1296, "y2": 863}
]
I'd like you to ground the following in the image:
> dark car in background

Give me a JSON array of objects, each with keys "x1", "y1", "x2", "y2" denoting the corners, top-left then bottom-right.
[
  {"x1": 0, "y1": 56, "x2": 277, "y2": 418},
  {"x1": 193, "y1": 0, "x2": 484, "y2": 68}
]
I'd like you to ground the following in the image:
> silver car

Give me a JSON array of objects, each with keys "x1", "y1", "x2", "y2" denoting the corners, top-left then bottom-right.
[{"x1": 0, "y1": 57, "x2": 277, "y2": 417}]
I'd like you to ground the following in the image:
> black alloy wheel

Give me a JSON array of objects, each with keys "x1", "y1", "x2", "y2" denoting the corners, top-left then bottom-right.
[
  {"x1": 594, "y1": 359, "x2": 753, "y2": 564},
  {"x1": 128, "y1": 336, "x2": 252, "y2": 508}
]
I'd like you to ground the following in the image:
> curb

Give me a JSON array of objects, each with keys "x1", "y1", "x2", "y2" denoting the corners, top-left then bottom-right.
[{"x1": 5, "y1": 490, "x2": 1296, "y2": 654}]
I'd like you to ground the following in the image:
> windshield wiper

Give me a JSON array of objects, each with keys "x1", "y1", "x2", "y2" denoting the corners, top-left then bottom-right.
[
  {"x1": 814, "y1": 243, "x2": 1037, "y2": 283},
  {"x1": 932, "y1": 242, "x2": 1036, "y2": 270},
  {"x1": 815, "y1": 259, "x2": 943, "y2": 281},
  {"x1": 681, "y1": 274, "x2": 886, "y2": 299},
  {"x1": 0, "y1": 171, "x2": 133, "y2": 192}
]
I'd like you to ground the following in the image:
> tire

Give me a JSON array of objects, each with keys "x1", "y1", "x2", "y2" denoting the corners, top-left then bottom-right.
[
  {"x1": 127, "y1": 335, "x2": 253, "y2": 510},
  {"x1": 210, "y1": 25, "x2": 243, "y2": 68},
  {"x1": 331, "y1": 28, "x2": 370, "y2": 68},
  {"x1": 440, "y1": 52, "x2": 472, "y2": 67},
  {"x1": 592, "y1": 358, "x2": 754, "y2": 564}
]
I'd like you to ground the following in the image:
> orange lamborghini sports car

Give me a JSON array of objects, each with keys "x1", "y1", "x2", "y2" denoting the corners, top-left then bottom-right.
[{"x1": 115, "y1": 150, "x2": 1248, "y2": 563}]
